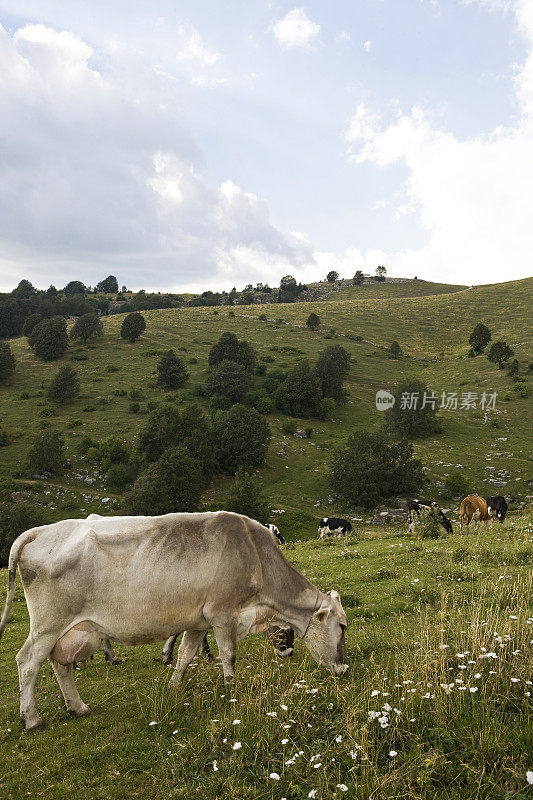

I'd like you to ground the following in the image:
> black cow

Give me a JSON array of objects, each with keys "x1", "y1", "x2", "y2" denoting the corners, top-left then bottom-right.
[
  {"x1": 486, "y1": 495, "x2": 508, "y2": 523},
  {"x1": 408, "y1": 500, "x2": 453, "y2": 534},
  {"x1": 318, "y1": 517, "x2": 352, "y2": 538}
]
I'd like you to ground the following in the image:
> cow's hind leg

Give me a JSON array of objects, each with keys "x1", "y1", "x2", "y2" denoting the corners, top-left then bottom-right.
[
  {"x1": 50, "y1": 659, "x2": 91, "y2": 717},
  {"x1": 16, "y1": 632, "x2": 59, "y2": 730},
  {"x1": 162, "y1": 634, "x2": 179, "y2": 666},
  {"x1": 213, "y1": 624, "x2": 237, "y2": 685},
  {"x1": 101, "y1": 638, "x2": 124, "y2": 665},
  {"x1": 169, "y1": 630, "x2": 207, "y2": 688}
]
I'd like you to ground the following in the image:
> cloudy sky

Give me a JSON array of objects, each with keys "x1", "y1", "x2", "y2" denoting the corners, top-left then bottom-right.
[{"x1": 0, "y1": 0, "x2": 532, "y2": 292}]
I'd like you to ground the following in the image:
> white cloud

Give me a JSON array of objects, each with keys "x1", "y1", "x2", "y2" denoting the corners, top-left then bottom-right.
[
  {"x1": 271, "y1": 8, "x2": 320, "y2": 50},
  {"x1": 363, "y1": 40, "x2": 372, "y2": 52},
  {"x1": 175, "y1": 22, "x2": 220, "y2": 66},
  {"x1": 0, "y1": 24, "x2": 315, "y2": 292},
  {"x1": 344, "y1": 1, "x2": 533, "y2": 284}
]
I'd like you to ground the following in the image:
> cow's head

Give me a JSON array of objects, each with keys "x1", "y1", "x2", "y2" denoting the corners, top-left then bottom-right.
[{"x1": 303, "y1": 590, "x2": 348, "y2": 675}]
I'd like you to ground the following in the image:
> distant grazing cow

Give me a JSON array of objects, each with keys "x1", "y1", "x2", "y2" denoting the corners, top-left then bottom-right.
[
  {"x1": 318, "y1": 517, "x2": 352, "y2": 538},
  {"x1": 486, "y1": 495, "x2": 508, "y2": 524},
  {"x1": 266, "y1": 523, "x2": 286, "y2": 545},
  {"x1": 460, "y1": 495, "x2": 491, "y2": 532},
  {"x1": 408, "y1": 500, "x2": 453, "y2": 535}
]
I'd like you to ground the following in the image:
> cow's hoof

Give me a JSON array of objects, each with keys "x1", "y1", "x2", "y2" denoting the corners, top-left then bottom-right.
[
  {"x1": 70, "y1": 703, "x2": 92, "y2": 718},
  {"x1": 110, "y1": 658, "x2": 125, "y2": 665},
  {"x1": 25, "y1": 716, "x2": 44, "y2": 731}
]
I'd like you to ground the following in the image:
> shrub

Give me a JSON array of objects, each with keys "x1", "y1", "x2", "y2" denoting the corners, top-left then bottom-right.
[
  {"x1": 513, "y1": 381, "x2": 530, "y2": 398},
  {"x1": 125, "y1": 445, "x2": 204, "y2": 515},
  {"x1": 487, "y1": 340, "x2": 514, "y2": 368},
  {"x1": 326, "y1": 270, "x2": 339, "y2": 283},
  {"x1": 389, "y1": 341, "x2": 402, "y2": 358},
  {"x1": 507, "y1": 358, "x2": 519, "y2": 376},
  {"x1": 0, "y1": 342, "x2": 16, "y2": 384},
  {"x1": 129, "y1": 402, "x2": 141, "y2": 413},
  {"x1": 353, "y1": 270, "x2": 364, "y2": 285},
  {"x1": 315, "y1": 345, "x2": 350, "y2": 401},
  {"x1": 224, "y1": 468, "x2": 270, "y2": 524},
  {"x1": 442, "y1": 471, "x2": 470, "y2": 499},
  {"x1": 306, "y1": 313, "x2": 320, "y2": 331},
  {"x1": 206, "y1": 360, "x2": 250, "y2": 404},
  {"x1": 47, "y1": 365, "x2": 80, "y2": 404},
  {"x1": 276, "y1": 359, "x2": 321, "y2": 417},
  {"x1": 99, "y1": 435, "x2": 129, "y2": 468},
  {"x1": 330, "y1": 431, "x2": 426, "y2": 508},
  {"x1": 28, "y1": 430, "x2": 65, "y2": 475},
  {"x1": 70, "y1": 312, "x2": 103, "y2": 342},
  {"x1": 120, "y1": 312, "x2": 146, "y2": 342},
  {"x1": 156, "y1": 349, "x2": 190, "y2": 390},
  {"x1": 417, "y1": 507, "x2": 447, "y2": 539},
  {"x1": 29, "y1": 316, "x2": 68, "y2": 360},
  {"x1": 253, "y1": 394, "x2": 275, "y2": 415},
  {"x1": 208, "y1": 332, "x2": 256, "y2": 371},
  {"x1": 106, "y1": 463, "x2": 137, "y2": 492},
  {"x1": 469, "y1": 323, "x2": 491, "y2": 355},
  {"x1": 316, "y1": 397, "x2": 336, "y2": 420},
  {"x1": 213, "y1": 405, "x2": 271, "y2": 474},
  {"x1": 384, "y1": 378, "x2": 442, "y2": 438},
  {"x1": 0, "y1": 427, "x2": 10, "y2": 446},
  {"x1": 0, "y1": 502, "x2": 49, "y2": 567},
  {"x1": 22, "y1": 313, "x2": 44, "y2": 337},
  {"x1": 282, "y1": 419, "x2": 298, "y2": 435}
]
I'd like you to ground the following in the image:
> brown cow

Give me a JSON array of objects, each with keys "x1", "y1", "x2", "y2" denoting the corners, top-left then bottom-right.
[{"x1": 459, "y1": 495, "x2": 491, "y2": 532}]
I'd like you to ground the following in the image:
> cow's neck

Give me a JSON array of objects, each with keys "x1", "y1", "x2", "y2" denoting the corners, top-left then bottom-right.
[{"x1": 264, "y1": 572, "x2": 323, "y2": 638}]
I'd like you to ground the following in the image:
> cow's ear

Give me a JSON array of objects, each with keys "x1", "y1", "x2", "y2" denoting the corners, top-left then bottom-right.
[{"x1": 313, "y1": 600, "x2": 330, "y2": 623}]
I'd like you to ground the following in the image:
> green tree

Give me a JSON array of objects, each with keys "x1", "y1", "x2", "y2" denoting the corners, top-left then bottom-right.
[
  {"x1": 156, "y1": 349, "x2": 190, "y2": 390},
  {"x1": 225, "y1": 468, "x2": 270, "y2": 524},
  {"x1": 11, "y1": 279, "x2": 37, "y2": 298},
  {"x1": 306, "y1": 312, "x2": 320, "y2": 331},
  {"x1": 213, "y1": 405, "x2": 271, "y2": 474},
  {"x1": 375, "y1": 265, "x2": 387, "y2": 281},
  {"x1": 120, "y1": 312, "x2": 146, "y2": 342},
  {"x1": 487, "y1": 340, "x2": 514, "y2": 368},
  {"x1": 70, "y1": 312, "x2": 103, "y2": 342},
  {"x1": 28, "y1": 430, "x2": 65, "y2": 475},
  {"x1": 47, "y1": 365, "x2": 80, "y2": 404},
  {"x1": 206, "y1": 360, "x2": 250, "y2": 404},
  {"x1": 28, "y1": 316, "x2": 68, "y2": 360},
  {"x1": 0, "y1": 502, "x2": 48, "y2": 567},
  {"x1": 389, "y1": 341, "x2": 402, "y2": 359},
  {"x1": 330, "y1": 431, "x2": 426, "y2": 508},
  {"x1": 278, "y1": 275, "x2": 304, "y2": 303},
  {"x1": 469, "y1": 323, "x2": 491, "y2": 355},
  {"x1": 353, "y1": 270, "x2": 364, "y2": 285},
  {"x1": 208, "y1": 332, "x2": 256, "y2": 371},
  {"x1": 63, "y1": 280, "x2": 86, "y2": 295},
  {"x1": 125, "y1": 446, "x2": 204, "y2": 515},
  {"x1": 384, "y1": 378, "x2": 441, "y2": 438},
  {"x1": 0, "y1": 342, "x2": 16, "y2": 384},
  {"x1": 22, "y1": 313, "x2": 44, "y2": 337},
  {"x1": 326, "y1": 270, "x2": 339, "y2": 283},
  {"x1": 314, "y1": 345, "x2": 350, "y2": 401},
  {"x1": 276, "y1": 359, "x2": 321, "y2": 417},
  {"x1": 97, "y1": 275, "x2": 119, "y2": 293},
  {"x1": 442, "y1": 471, "x2": 470, "y2": 499}
]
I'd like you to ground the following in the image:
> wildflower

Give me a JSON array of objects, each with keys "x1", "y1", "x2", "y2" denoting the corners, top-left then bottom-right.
[
  {"x1": 337, "y1": 785, "x2": 348, "y2": 792},
  {"x1": 511, "y1": 678, "x2": 520, "y2": 683},
  {"x1": 270, "y1": 773, "x2": 280, "y2": 780},
  {"x1": 213, "y1": 760, "x2": 218, "y2": 772},
  {"x1": 335, "y1": 734, "x2": 342, "y2": 742},
  {"x1": 313, "y1": 763, "x2": 322, "y2": 769},
  {"x1": 233, "y1": 719, "x2": 241, "y2": 725},
  {"x1": 281, "y1": 738, "x2": 289, "y2": 745},
  {"x1": 148, "y1": 721, "x2": 157, "y2": 726},
  {"x1": 267, "y1": 711, "x2": 278, "y2": 717},
  {"x1": 308, "y1": 791, "x2": 317, "y2": 799},
  {"x1": 470, "y1": 687, "x2": 478, "y2": 693},
  {"x1": 233, "y1": 742, "x2": 242, "y2": 750},
  {"x1": 475, "y1": 673, "x2": 481, "y2": 679},
  {"x1": 172, "y1": 730, "x2": 179, "y2": 735},
  {"x1": 526, "y1": 771, "x2": 533, "y2": 784},
  {"x1": 280, "y1": 704, "x2": 288, "y2": 711},
  {"x1": 371, "y1": 690, "x2": 380, "y2": 697},
  {"x1": 389, "y1": 750, "x2": 398, "y2": 757}
]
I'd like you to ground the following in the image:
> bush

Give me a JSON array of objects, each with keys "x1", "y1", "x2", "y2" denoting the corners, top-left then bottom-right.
[
  {"x1": 125, "y1": 446, "x2": 204, "y2": 515},
  {"x1": 0, "y1": 502, "x2": 49, "y2": 567},
  {"x1": 129, "y1": 402, "x2": 141, "y2": 413},
  {"x1": 28, "y1": 316, "x2": 68, "y2": 360},
  {"x1": 315, "y1": 345, "x2": 350, "y2": 401},
  {"x1": 469, "y1": 323, "x2": 491, "y2": 355},
  {"x1": 47, "y1": 365, "x2": 80, "y2": 404},
  {"x1": 22, "y1": 313, "x2": 44, "y2": 337},
  {"x1": 70, "y1": 312, "x2": 103, "y2": 342},
  {"x1": 0, "y1": 427, "x2": 10, "y2": 446},
  {"x1": 28, "y1": 430, "x2": 65, "y2": 475},
  {"x1": 276, "y1": 359, "x2": 321, "y2": 417},
  {"x1": 389, "y1": 341, "x2": 402, "y2": 358},
  {"x1": 417, "y1": 507, "x2": 447, "y2": 539},
  {"x1": 224, "y1": 468, "x2": 270, "y2": 524},
  {"x1": 253, "y1": 394, "x2": 275, "y2": 415},
  {"x1": 442, "y1": 471, "x2": 470, "y2": 499},
  {"x1": 326, "y1": 270, "x2": 339, "y2": 283},
  {"x1": 282, "y1": 419, "x2": 298, "y2": 435},
  {"x1": 208, "y1": 332, "x2": 256, "y2": 371},
  {"x1": 306, "y1": 313, "x2": 320, "y2": 331},
  {"x1": 120, "y1": 312, "x2": 146, "y2": 342},
  {"x1": 316, "y1": 397, "x2": 336, "y2": 420},
  {"x1": 353, "y1": 270, "x2": 364, "y2": 285},
  {"x1": 98, "y1": 435, "x2": 129, "y2": 468},
  {"x1": 330, "y1": 431, "x2": 426, "y2": 508},
  {"x1": 156, "y1": 349, "x2": 190, "y2": 390},
  {"x1": 213, "y1": 405, "x2": 271, "y2": 474},
  {"x1": 0, "y1": 342, "x2": 16, "y2": 384},
  {"x1": 384, "y1": 378, "x2": 442, "y2": 438},
  {"x1": 206, "y1": 360, "x2": 250, "y2": 404},
  {"x1": 106, "y1": 463, "x2": 137, "y2": 492},
  {"x1": 487, "y1": 340, "x2": 514, "y2": 368}
]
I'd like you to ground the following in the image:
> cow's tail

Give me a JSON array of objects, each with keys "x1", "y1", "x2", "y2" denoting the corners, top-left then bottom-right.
[
  {"x1": 460, "y1": 499, "x2": 473, "y2": 527},
  {"x1": 0, "y1": 528, "x2": 38, "y2": 642}
]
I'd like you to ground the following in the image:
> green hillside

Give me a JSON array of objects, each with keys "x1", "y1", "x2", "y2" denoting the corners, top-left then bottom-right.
[
  {"x1": 324, "y1": 278, "x2": 467, "y2": 302},
  {"x1": 0, "y1": 277, "x2": 531, "y2": 539}
]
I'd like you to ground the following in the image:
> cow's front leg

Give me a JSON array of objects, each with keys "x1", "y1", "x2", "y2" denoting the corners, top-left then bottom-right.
[
  {"x1": 162, "y1": 634, "x2": 178, "y2": 666},
  {"x1": 213, "y1": 624, "x2": 237, "y2": 685},
  {"x1": 50, "y1": 659, "x2": 91, "y2": 717},
  {"x1": 169, "y1": 630, "x2": 206, "y2": 688}
]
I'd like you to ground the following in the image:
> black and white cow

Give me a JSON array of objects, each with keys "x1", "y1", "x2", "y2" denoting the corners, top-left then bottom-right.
[
  {"x1": 266, "y1": 523, "x2": 286, "y2": 545},
  {"x1": 486, "y1": 495, "x2": 508, "y2": 524},
  {"x1": 318, "y1": 517, "x2": 352, "y2": 539},
  {"x1": 408, "y1": 500, "x2": 453, "y2": 534}
]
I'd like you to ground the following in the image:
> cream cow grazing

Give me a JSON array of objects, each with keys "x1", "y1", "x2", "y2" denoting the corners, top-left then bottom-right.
[{"x1": 0, "y1": 511, "x2": 348, "y2": 731}]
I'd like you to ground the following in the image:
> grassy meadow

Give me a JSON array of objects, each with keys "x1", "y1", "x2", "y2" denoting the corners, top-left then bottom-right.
[{"x1": 0, "y1": 276, "x2": 532, "y2": 798}]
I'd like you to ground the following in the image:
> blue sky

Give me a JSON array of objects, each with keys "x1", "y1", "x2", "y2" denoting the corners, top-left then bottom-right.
[{"x1": 0, "y1": 0, "x2": 532, "y2": 291}]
